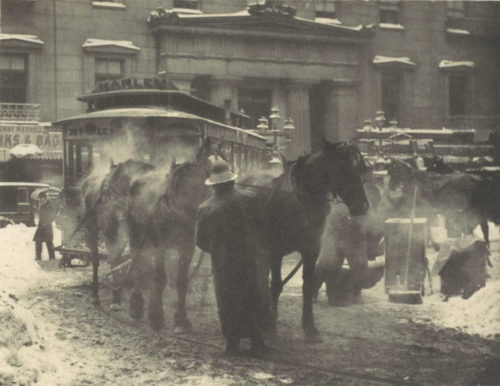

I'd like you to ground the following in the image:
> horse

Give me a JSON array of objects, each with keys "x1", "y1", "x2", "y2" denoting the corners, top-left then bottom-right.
[
  {"x1": 387, "y1": 158, "x2": 489, "y2": 243},
  {"x1": 126, "y1": 139, "x2": 219, "y2": 331},
  {"x1": 240, "y1": 139, "x2": 369, "y2": 339},
  {"x1": 81, "y1": 159, "x2": 155, "y2": 304}
]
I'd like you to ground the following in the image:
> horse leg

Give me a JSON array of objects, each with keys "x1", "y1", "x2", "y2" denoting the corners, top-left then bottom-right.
[
  {"x1": 148, "y1": 247, "x2": 167, "y2": 330},
  {"x1": 480, "y1": 219, "x2": 490, "y2": 247},
  {"x1": 174, "y1": 242, "x2": 195, "y2": 333},
  {"x1": 129, "y1": 245, "x2": 144, "y2": 320},
  {"x1": 270, "y1": 256, "x2": 283, "y2": 326},
  {"x1": 346, "y1": 239, "x2": 368, "y2": 305},
  {"x1": 302, "y1": 249, "x2": 321, "y2": 340},
  {"x1": 86, "y1": 220, "x2": 100, "y2": 305},
  {"x1": 106, "y1": 222, "x2": 129, "y2": 310}
]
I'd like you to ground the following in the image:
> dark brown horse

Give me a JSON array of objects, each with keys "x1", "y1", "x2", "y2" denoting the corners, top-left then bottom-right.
[
  {"x1": 81, "y1": 159, "x2": 155, "y2": 304},
  {"x1": 126, "y1": 140, "x2": 218, "y2": 331},
  {"x1": 240, "y1": 140, "x2": 369, "y2": 339}
]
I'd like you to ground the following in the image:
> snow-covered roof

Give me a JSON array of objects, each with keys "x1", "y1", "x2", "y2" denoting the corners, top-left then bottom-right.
[
  {"x1": 91, "y1": 1, "x2": 126, "y2": 9},
  {"x1": 446, "y1": 28, "x2": 471, "y2": 36},
  {"x1": 314, "y1": 17, "x2": 342, "y2": 25},
  {"x1": 379, "y1": 23, "x2": 405, "y2": 30},
  {"x1": 373, "y1": 55, "x2": 416, "y2": 68},
  {"x1": 82, "y1": 38, "x2": 140, "y2": 52},
  {"x1": 439, "y1": 60, "x2": 475, "y2": 69},
  {"x1": 0, "y1": 33, "x2": 44, "y2": 46}
]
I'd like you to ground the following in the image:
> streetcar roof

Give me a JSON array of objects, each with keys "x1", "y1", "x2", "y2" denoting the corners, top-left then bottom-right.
[
  {"x1": 76, "y1": 89, "x2": 250, "y2": 121},
  {"x1": 0, "y1": 182, "x2": 50, "y2": 188},
  {"x1": 53, "y1": 107, "x2": 266, "y2": 141}
]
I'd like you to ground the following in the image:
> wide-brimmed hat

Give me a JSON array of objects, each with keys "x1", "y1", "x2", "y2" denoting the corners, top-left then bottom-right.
[{"x1": 205, "y1": 158, "x2": 238, "y2": 186}]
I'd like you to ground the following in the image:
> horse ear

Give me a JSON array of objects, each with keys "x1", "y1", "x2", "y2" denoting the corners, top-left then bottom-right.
[{"x1": 110, "y1": 158, "x2": 116, "y2": 168}]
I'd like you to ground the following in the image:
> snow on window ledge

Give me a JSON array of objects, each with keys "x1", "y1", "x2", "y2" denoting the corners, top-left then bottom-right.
[
  {"x1": 171, "y1": 8, "x2": 203, "y2": 15},
  {"x1": 438, "y1": 60, "x2": 475, "y2": 69},
  {"x1": 92, "y1": 1, "x2": 126, "y2": 10},
  {"x1": 373, "y1": 55, "x2": 415, "y2": 67},
  {"x1": 379, "y1": 23, "x2": 405, "y2": 30},
  {"x1": 446, "y1": 28, "x2": 471, "y2": 36},
  {"x1": 314, "y1": 17, "x2": 342, "y2": 25}
]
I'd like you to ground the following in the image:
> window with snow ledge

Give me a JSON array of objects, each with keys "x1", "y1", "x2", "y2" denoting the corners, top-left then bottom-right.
[
  {"x1": 379, "y1": 0, "x2": 402, "y2": 27},
  {"x1": 314, "y1": 1, "x2": 338, "y2": 21},
  {"x1": 92, "y1": 1, "x2": 126, "y2": 10},
  {"x1": 173, "y1": 0, "x2": 199, "y2": 10}
]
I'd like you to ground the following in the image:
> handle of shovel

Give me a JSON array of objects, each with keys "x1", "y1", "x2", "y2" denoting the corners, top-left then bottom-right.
[{"x1": 403, "y1": 186, "x2": 418, "y2": 289}]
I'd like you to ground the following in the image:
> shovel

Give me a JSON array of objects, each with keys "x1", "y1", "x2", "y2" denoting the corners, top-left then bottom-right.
[{"x1": 388, "y1": 185, "x2": 423, "y2": 304}]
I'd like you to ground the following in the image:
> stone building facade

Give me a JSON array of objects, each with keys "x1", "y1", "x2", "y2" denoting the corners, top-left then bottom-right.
[{"x1": 1, "y1": 0, "x2": 499, "y2": 158}]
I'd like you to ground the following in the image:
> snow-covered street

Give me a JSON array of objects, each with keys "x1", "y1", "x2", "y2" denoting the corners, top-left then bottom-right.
[{"x1": 1, "y1": 224, "x2": 500, "y2": 385}]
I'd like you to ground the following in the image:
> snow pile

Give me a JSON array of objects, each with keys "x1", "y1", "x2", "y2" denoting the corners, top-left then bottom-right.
[
  {"x1": 0, "y1": 224, "x2": 53, "y2": 294},
  {"x1": 0, "y1": 291, "x2": 74, "y2": 386},
  {"x1": 423, "y1": 281, "x2": 500, "y2": 339},
  {"x1": 0, "y1": 224, "x2": 73, "y2": 385}
]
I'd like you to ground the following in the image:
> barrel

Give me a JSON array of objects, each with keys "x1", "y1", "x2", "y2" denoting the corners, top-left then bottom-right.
[{"x1": 384, "y1": 218, "x2": 427, "y2": 292}]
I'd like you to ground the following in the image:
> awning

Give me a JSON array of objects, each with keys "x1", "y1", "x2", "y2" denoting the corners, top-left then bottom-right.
[
  {"x1": 24, "y1": 151, "x2": 63, "y2": 161},
  {"x1": 0, "y1": 33, "x2": 44, "y2": 47},
  {"x1": 82, "y1": 38, "x2": 140, "y2": 53},
  {"x1": 372, "y1": 55, "x2": 416, "y2": 70},
  {"x1": 439, "y1": 60, "x2": 475, "y2": 70}
]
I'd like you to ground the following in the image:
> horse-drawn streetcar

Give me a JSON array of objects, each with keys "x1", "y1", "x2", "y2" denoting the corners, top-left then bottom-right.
[{"x1": 52, "y1": 78, "x2": 268, "y2": 262}]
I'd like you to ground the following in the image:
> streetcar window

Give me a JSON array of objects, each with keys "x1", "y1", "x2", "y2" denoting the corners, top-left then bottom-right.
[
  {"x1": 66, "y1": 143, "x2": 94, "y2": 185},
  {"x1": 17, "y1": 188, "x2": 29, "y2": 204}
]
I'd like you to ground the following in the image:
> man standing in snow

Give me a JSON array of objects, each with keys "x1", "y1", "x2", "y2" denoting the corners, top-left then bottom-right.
[
  {"x1": 33, "y1": 192, "x2": 57, "y2": 261},
  {"x1": 195, "y1": 158, "x2": 271, "y2": 355}
]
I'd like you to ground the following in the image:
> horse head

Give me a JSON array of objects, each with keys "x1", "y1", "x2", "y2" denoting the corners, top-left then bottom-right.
[
  {"x1": 321, "y1": 140, "x2": 369, "y2": 216},
  {"x1": 106, "y1": 159, "x2": 155, "y2": 193}
]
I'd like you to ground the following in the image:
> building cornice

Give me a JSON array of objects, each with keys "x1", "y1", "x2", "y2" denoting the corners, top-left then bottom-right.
[{"x1": 148, "y1": 3, "x2": 375, "y2": 44}]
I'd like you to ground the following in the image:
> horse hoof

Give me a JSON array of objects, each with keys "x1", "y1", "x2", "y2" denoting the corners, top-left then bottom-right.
[
  {"x1": 109, "y1": 303, "x2": 121, "y2": 311},
  {"x1": 306, "y1": 334, "x2": 323, "y2": 344},
  {"x1": 304, "y1": 325, "x2": 320, "y2": 339},
  {"x1": 149, "y1": 313, "x2": 165, "y2": 331},
  {"x1": 174, "y1": 325, "x2": 189, "y2": 334},
  {"x1": 129, "y1": 293, "x2": 144, "y2": 320}
]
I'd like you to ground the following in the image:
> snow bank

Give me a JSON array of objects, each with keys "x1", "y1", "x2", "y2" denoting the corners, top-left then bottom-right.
[
  {"x1": 0, "y1": 224, "x2": 50, "y2": 294},
  {"x1": 423, "y1": 281, "x2": 500, "y2": 339},
  {"x1": 0, "y1": 224, "x2": 73, "y2": 385},
  {"x1": 0, "y1": 292, "x2": 72, "y2": 385}
]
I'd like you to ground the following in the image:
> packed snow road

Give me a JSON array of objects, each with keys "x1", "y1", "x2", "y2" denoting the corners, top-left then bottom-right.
[{"x1": 1, "y1": 224, "x2": 500, "y2": 385}]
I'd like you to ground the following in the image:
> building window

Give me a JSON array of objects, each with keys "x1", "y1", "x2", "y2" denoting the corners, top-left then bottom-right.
[
  {"x1": 446, "y1": 0, "x2": 465, "y2": 19},
  {"x1": 381, "y1": 72, "x2": 403, "y2": 123},
  {"x1": 315, "y1": 1, "x2": 337, "y2": 19},
  {"x1": 448, "y1": 74, "x2": 467, "y2": 116},
  {"x1": 95, "y1": 58, "x2": 123, "y2": 83},
  {"x1": 173, "y1": 0, "x2": 199, "y2": 9},
  {"x1": 237, "y1": 88, "x2": 271, "y2": 129},
  {"x1": 379, "y1": 1, "x2": 400, "y2": 25},
  {"x1": 0, "y1": 55, "x2": 27, "y2": 103}
]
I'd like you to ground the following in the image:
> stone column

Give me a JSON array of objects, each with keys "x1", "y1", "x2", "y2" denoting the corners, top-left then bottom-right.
[
  {"x1": 287, "y1": 83, "x2": 311, "y2": 159},
  {"x1": 209, "y1": 78, "x2": 238, "y2": 111}
]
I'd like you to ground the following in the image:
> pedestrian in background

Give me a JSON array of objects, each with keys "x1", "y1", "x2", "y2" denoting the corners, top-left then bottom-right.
[{"x1": 33, "y1": 191, "x2": 57, "y2": 261}]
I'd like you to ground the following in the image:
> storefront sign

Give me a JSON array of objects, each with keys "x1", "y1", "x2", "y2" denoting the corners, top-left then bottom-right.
[{"x1": 0, "y1": 125, "x2": 62, "y2": 151}]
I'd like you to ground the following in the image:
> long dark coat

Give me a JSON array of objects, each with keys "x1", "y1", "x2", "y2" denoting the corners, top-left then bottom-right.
[
  {"x1": 196, "y1": 188, "x2": 272, "y2": 340},
  {"x1": 33, "y1": 200, "x2": 57, "y2": 242}
]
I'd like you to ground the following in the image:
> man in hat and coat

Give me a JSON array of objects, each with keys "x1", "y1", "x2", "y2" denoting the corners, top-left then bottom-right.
[
  {"x1": 33, "y1": 191, "x2": 57, "y2": 260},
  {"x1": 195, "y1": 158, "x2": 271, "y2": 355}
]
